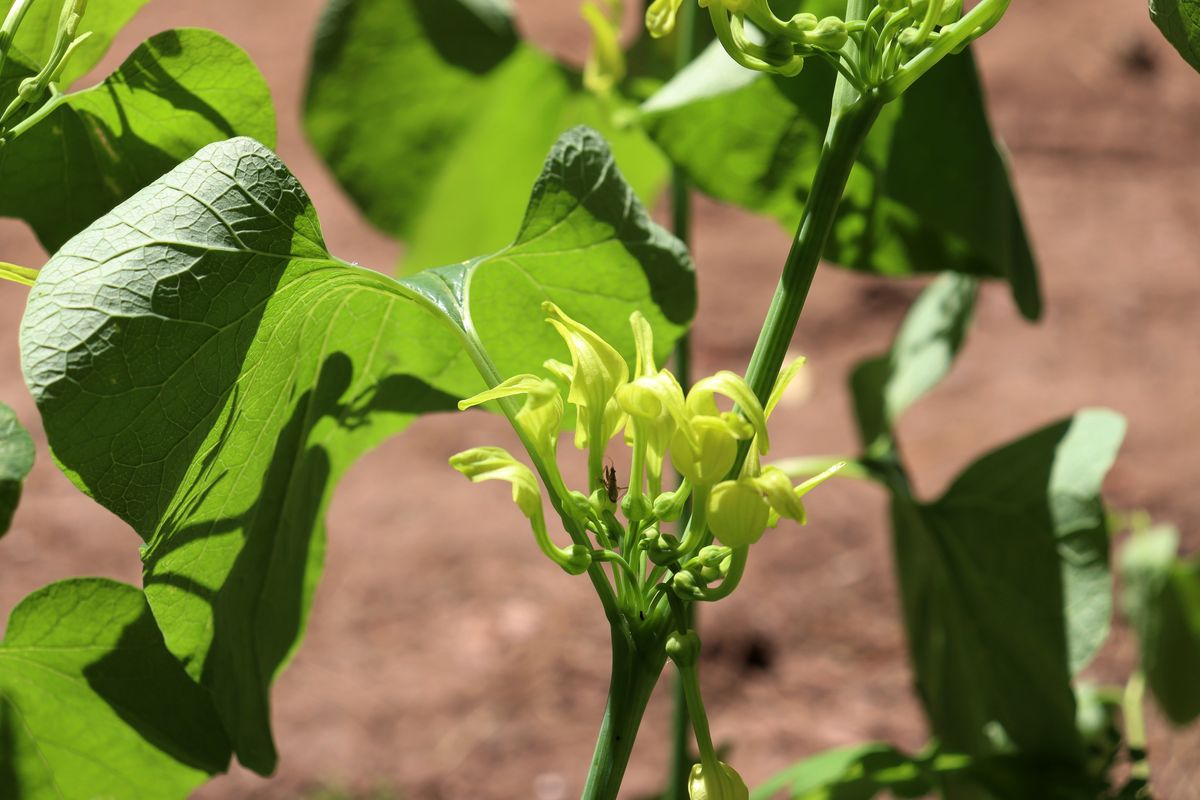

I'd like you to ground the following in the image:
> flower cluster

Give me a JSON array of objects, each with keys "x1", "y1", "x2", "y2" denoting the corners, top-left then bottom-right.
[
  {"x1": 450, "y1": 302, "x2": 842, "y2": 603},
  {"x1": 0, "y1": 0, "x2": 90, "y2": 147},
  {"x1": 645, "y1": 0, "x2": 1010, "y2": 97}
]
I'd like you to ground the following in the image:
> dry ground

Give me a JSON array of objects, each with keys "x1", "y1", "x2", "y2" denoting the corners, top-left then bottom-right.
[{"x1": 0, "y1": 0, "x2": 1197, "y2": 798}]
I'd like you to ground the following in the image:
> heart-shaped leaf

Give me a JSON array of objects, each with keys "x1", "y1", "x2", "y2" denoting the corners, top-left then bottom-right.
[
  {"x1": 0, "y1": 579, "x2": 230, "y2": 799},
  {"x1": 303, "y1": 0, "x2": 667, "y2": 271},
  {"x1": 0, "y1": 28, "x2": 276, "y2": 251},
  {"x1": 891, "y1": 410, "x2": 1125, "y2": 761},
  {"x1": 20, "y1": 127, "x2": 694, "y2": 773}
]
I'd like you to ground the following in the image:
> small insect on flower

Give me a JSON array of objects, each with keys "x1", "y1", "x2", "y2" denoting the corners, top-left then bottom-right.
[{"x1": 601, "y1": 462, "x2": 623, "y2": 503}]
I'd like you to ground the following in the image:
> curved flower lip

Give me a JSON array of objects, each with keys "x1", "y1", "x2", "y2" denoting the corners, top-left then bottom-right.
[
  {"x1": 449, "y1": 446, "x2": 542, "y2": 520},
  {"x1": 687, "y1": 371, "x2": 769, "y2": 455}
]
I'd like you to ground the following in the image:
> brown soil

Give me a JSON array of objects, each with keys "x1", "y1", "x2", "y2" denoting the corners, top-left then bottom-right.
[{"x1": 0, "y1": 1, "x2": 1198, "y2": 798}]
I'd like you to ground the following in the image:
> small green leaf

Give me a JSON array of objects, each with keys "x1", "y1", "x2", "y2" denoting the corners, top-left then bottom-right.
[
  {"x1": 850, "y1": 272, "x2": 977, "y2": 450},
  {"x1": 0, "y1": 578, "x2": 231, "y2": 799},
  {"x1": 0, "y1": 401, "x2": 33, "y2": 538},
  {"x1": 1150, "y1": 0, "x2": 1200, "y2": 73},
  {"x1": 0, "y1": 28, "x2": 276, "y2": 252},
  {"x1": 1121, "y1": 526, "x2": 1200, "y2": 725},
  {"x1": 21, "y1": 128, "x2": 693, "y2": 773},
  {"x1": 303, "y1": 0, "x2": 667, "y2": 272},
  {"x1": 642, "y1": 44, "x2": 1040, "y2": 319},
  {"x1": 891, "y1": 410, "x2": 1125, "y2": 762},
  {"x1": 4, "y1": 0, "x2": 153, "y2": 88},
  {"x1": 751, "y1": 743, "x2": 938, "y2": 800}
]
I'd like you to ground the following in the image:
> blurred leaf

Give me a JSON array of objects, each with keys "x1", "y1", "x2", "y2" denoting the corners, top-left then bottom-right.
[
  {"x1": 1150, "y1": 0, "x2": 1200, "y2": 73},
  {"x1": 850, "y1": 272, "x2": 977, "y2": 450},
  {"x1": 0, "y1": 401, "x2": 33, "y2": 538},
  {"x1": 304, "y1": 0, "x2": 667, "y2": 272},
  {"x1": 1121, "y1": 526, "x2": 1200, "y2": 725},
  {"x1": 0, "y1": 578, "x2": 230, "y2": 799},
  {"x1": 21, "y1": 128, "x2": 693, "y2": 773},
  {"x1": 891, "y1": 410, "x2": 1125, "y2": 761},
  {"x1": 642, "y1": 43, "x2": 1040, "y2": 319},
  {"x1": 4, "y1": 0, "x2": 153, "y2": 88},
  {"x1": 751, "y1": 743, "x2": 939, "y2": 799},
  {"x1": 0, "y1": 28, "x2": 276, "y2": 252}
]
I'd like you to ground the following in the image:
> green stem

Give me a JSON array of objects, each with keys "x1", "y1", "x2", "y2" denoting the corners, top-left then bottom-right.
[
  {"x1": 581, "y1": 625, "x2": 669, "y2": 800},
  {"x1": 667, "y1": 4, "x2": 699, "y2": 795},
  {"x1": 740, "y1": 92, "x2": 882, "y2": 410}
]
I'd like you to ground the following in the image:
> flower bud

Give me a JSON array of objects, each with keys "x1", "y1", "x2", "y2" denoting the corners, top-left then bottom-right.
[
  {"x1": 653, "y1": 490, "x2": 686, "y2": 521},
  {"x1": 707, "y1": 479, "x2": 769, "y2": 547},
  {"x1": 671, "y1": 570, "x2": 707, "y2": 601},
  {"x1": 642, "y1": 527, "x2": 681, "y2": 565},
  {"x1": 621, "y1": 491, "x2": 653, "y2": 522},
  {"x1": 665, "y1": 630, "x2": 702, "y2": 667},
  {"x1": 688, "y1": 762, "x2": 749, "y2": 800},
  {"x1": 804, "y1": 16, "x2": 848, "y2": 51}
]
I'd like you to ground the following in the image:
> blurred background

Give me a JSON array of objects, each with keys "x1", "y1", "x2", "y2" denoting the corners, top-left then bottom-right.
[{"x1": 0, "y1": 0, "x2": 1198, "y2": 797}]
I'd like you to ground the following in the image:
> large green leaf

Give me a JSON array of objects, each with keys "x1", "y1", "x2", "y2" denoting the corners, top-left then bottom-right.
[
  {"x1": 890, "y1": 410, "x2": 1125, "y2": 762},
  {"x1": 20, "y1": 128, "x2": 694, "y2": 773},
  {"x1": 303, "y1": 0, "x2": 667, "y2": 272},
  {"x1": 0, "y1": 28, "x2": 276, "y2": 252},
  {"x1": 1120, "y1": 526, "x2": 1200, "y2": 726},
  {"x1": 1151, "y1": 0, "x2": 1200, "y2": 73},
  {"x1": 0, "y1": 401, "x2": 33, "y2": 538},
  {"x1": 642, "y1": 43, "x2": 1040, "y2": 320},
  {"x1": 4, "y1": 0, "x2": 153, "y2": 88},
  {"x1": 0, "y1": 578, "x2": 230, "y2": 799},
  {"x1": 850, "y1": 272, "x2": 977, "y2": 451}
]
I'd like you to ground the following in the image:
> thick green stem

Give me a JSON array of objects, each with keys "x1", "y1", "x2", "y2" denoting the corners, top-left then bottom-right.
[
  {"x1": 667, "y1": 3, "x2": 699, "y2": 796},
  {"x1": 581, "y1": 625, "x2": 668, "y2": 800},
  {"x1": 740, "y1": 94, "x2": 881, "y2": 409}
]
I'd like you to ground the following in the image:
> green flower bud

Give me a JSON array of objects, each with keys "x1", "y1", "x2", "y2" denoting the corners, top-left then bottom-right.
[
  {"x1": 665, "y1": 629, "x2": 702, "y2": 667},
  {"x1": 707, "y1": 478, "x2": 769, "y2": 547},
  {"x1": 621, "y1": 491, "x2": 653, "y2": 522},
  {"x1": 785, "y1": 12, "x2": 818, "y2": 33},
  {"x1": 804, "y1": 16, "x2": 848, "y2": 51},
  {"x1": 688, "y1": 762, "x2": 749, "y2": 800},
  {"x1": 653, "y1": 490, "x2": 686, "y2": 522},
  {"x1": 16, "y1": 77, "x2": 41, "y2": 103},
  {"x1": 582, "y1": 0, "x2": 625, "y2": 95},
  {"x1": 643, "y1": 527, "x2": 681, "y2": 565},
  {"x1": 671, "y1": 570, "x2": 707, "y2": 601},
  {"x1": 561, "y1": 544, "x2": 594, "y2": 576},
  {"x1": 688, "y1": 545, "x2": 733, "y2": 582}
]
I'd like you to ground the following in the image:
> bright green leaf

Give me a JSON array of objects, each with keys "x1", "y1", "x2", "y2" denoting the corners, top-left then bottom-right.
[
  {"x1": 0, "y1": 578, "x2": 231, "y2": 799},
  {"x1": 20, "y1": 128, "x2": 694, "y2": 773},
  {"x1": 642, "y1": 43, "x2": 1041, "y2": 320},
  {"x1": 890, "y1": 410, "x2": 1125, "y2": 762},
  {"x1": 850, "y1": 272, "x2": 977, "y2": 450},
  {"x1": 1150, "y1": 0, "x2": 1200, "y2": 73},
  {"x1": 4, "y1": 0, "x2": 153, "y2": 88},
  {"x1": 751, "y1": 743, "x2": 938, "y2": 800},
  {"x1": 1121, "y1": 526, "x2": 1200, "y2": 725},
  {"x1": 0, "y1": 401, "x2": 33, "y2": 538},
  {"x1": 303, "y1": 0, "x2": 667, "y2": 272},
  {"x1": 0, "y1": 28, "x2": 276, "y2": 252}
]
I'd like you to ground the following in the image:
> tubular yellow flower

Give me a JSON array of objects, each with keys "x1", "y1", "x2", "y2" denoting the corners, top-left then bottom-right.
[
  {"x1": 686, "y1": 370, "x2": 769, "y2": 455},
  {"x1": 543, "y1": 302, "x2": 629, "y2": 450},
  {"x1": 458, "y1": 374, "x2": 563, "y2": 464},
  {"x1": 645, "y1": 0, "x2": 684, "y2": 38},
  {"x1": 671, "y1": 416, "x2": 740, "y2": 487}
]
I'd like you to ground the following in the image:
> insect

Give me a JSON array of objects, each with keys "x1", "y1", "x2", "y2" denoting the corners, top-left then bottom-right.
[{"x1": 600, "y1": 461, "x2": 626, "y2": 503}]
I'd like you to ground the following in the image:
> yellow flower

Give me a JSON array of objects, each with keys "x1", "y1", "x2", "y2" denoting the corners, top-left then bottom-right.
[
  {"x1": 688, "y1": 761, "x2": 749, "y2": 800},
  {"x1": 458, "y1": 375, "x2": 563, "y2": 465},
  {"x1": 543, "y1": 302, "x2": 629, "y2": 451}
]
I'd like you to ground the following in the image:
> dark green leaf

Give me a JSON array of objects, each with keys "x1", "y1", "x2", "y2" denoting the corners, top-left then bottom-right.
[
  {"x1": 751, "y1": 743, "x2": 938, "y2": 799},
  {"x1": 891, "y1": 410, "x2": 1125, "y2": 761},
  {"x1": 850, "y1": 272, "x2": 977, "y2": 450},
  {"x1": 1121, "y1": 526, "x2": 1200, "y2": 725},
  {"x1": 20, "y1": 128, "x2": 694, "y2": 773},
  {"x1": 303, "y1": 0, "x2": 667, "y2": 271},
  {"x1": 0, "y1": 401, "x2": 33, "y2": 538},
  {"x1": 0, "y1": 28, "x2": 276, "y2": 252},
  {"x1": 1150, "y1": 0, "x2": 1200, "y2": 73},
  {"x1": 0, "y1": 578, "x2": 230, "y2": 799},
  {"x1": 642, "y1": 44, "x2": 1040, "y2": 319},
  {"x1": 4, "y1": 0, "x2": 153, "y2": 88}
]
